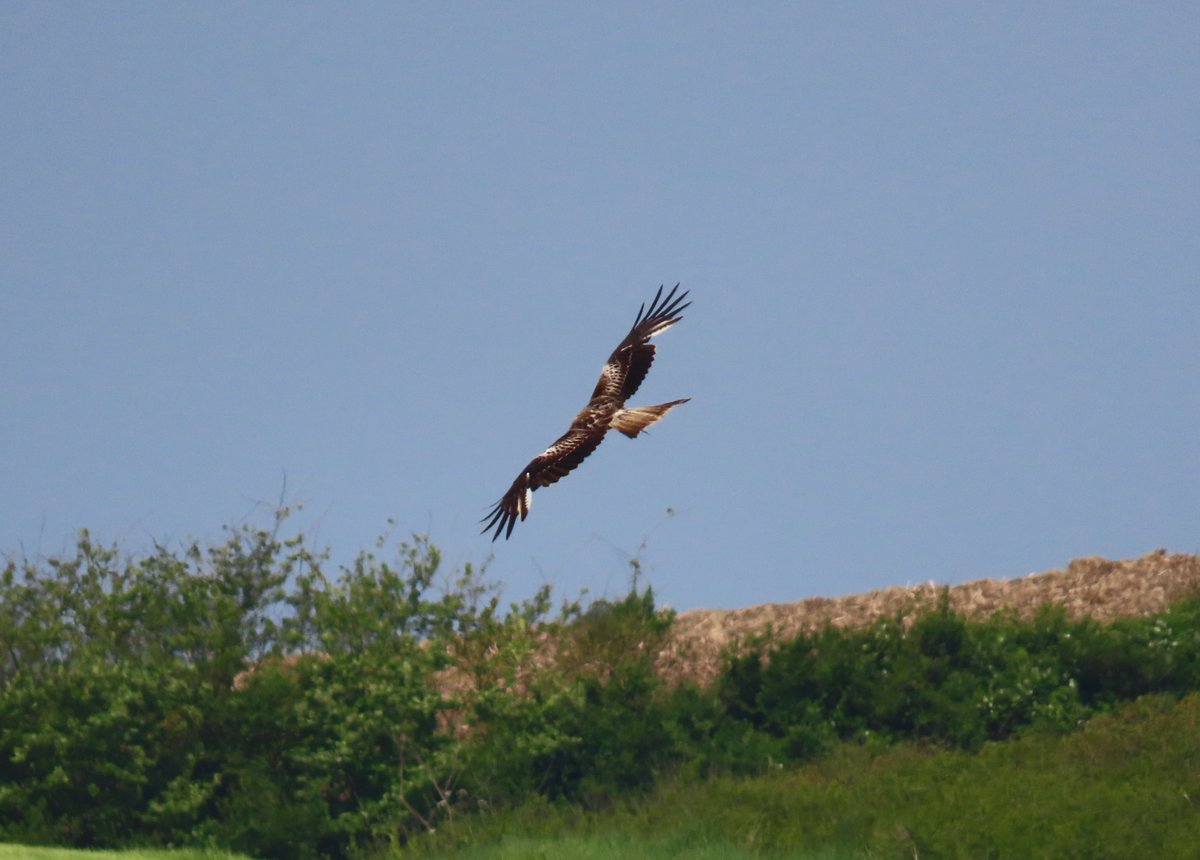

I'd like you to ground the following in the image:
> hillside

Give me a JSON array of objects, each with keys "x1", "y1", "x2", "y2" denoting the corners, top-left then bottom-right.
[{"x1": 657, "y1": 549, "x2": 1200, "y2": 686}]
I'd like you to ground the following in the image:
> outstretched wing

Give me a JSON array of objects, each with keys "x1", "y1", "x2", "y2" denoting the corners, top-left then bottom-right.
[
  {"x1": 590, "y1": 284, "x2": 691, "y2": 404},
  {"x1": 481, "y1": 425, "x2": 609, "y2": 541}
]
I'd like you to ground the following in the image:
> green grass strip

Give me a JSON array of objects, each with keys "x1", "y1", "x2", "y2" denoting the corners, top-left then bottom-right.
[{"x1": 0, "y1": 846, "x2": 251, "y2": 860}]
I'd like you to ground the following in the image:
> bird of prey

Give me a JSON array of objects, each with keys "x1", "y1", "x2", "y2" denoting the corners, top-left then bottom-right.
[{"x1": 482, "y1": 284, "x2": 691, "y2": 541}]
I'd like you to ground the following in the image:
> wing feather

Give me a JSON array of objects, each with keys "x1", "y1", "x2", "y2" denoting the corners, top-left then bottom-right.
[
  {"x1": 481, "y1": 426, "x2": 609, "y2": 541},
  {"x1": 591, "y1": 283, "x2": 690, "y2": 403}
]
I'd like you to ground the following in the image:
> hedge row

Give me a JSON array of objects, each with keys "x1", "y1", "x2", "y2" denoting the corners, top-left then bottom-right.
[{"x1": 2, "y1": 514, "x2": 1198, "y2": 857}]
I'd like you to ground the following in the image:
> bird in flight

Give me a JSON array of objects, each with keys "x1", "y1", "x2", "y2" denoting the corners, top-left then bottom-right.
[{"x1": 482, "y1": 284, "x2": 692, "y2": 541}]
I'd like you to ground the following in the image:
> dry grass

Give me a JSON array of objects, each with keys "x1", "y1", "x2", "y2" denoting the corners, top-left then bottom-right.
[
  {"x1": 656, "y1": 549, "x2": 1200, "y2": 687},
  {"x1": 237, "y1": 550, "x2": 1200, "y2": 698}
]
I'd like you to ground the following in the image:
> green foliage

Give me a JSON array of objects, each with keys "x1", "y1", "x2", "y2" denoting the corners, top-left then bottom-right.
[
  {"x1": 503, "y1": 589, "x2": 677, "y2": 807},
  {"x1": 404, "y1": 692, "x2": 1200, "y2": 860},
  {"x1": 717, "y1": 590, "x2": 1200, "y2": 756},
  {"x1": 0, "y1": 513, "x2": 304, "y2": 848},
  {"x1": 5, "y1": 518, "x2": 1200, "y2": 859},
  {"x1": 0, "y1": 514, "x2": 682, "y2": 857}
]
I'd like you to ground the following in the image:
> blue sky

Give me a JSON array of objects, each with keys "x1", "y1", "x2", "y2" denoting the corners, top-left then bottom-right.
[{"x1": 3, "y1": 4, "x2": 1198, "y2": 611}]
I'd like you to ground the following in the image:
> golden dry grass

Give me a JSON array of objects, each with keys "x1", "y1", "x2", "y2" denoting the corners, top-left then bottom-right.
[
  {"x1": 657, "y1": 549, "x2": 1200, "y2": 687},
  {"x1": 239, "y1": 550, "x2": 1200, "y2": 700}
]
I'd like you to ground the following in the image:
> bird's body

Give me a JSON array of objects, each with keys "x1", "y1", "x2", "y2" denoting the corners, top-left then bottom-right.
[{"x1": 482, "y1": 284, "x2": 691, "y2": 541}]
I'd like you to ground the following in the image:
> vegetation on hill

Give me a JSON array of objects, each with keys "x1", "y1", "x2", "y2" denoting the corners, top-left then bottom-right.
[
  {"x1": 0, "y1": 847, "x2": 250, "y2": 860},
  {"x1": 2, "y1": 511, "x2": 1198, "y2": 858},
  {"x1": 404, "y1": 691, "x2": 1200, "y2": 859}
]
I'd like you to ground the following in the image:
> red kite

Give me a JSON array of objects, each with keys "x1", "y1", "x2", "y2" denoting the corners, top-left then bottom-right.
[{"x1": 483, "y1": 285, "x2": 691, "y2": 541}]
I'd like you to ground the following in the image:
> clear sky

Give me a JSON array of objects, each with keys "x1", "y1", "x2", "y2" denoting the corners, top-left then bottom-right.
[{"x1": 3, "y1": 4, "x2": 1198, "y2": 611}]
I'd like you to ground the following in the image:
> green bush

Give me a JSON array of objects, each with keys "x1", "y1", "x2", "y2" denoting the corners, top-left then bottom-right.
[
  {"x1": 0, "y1": 515, "x2": 301, "y2": 847},
  {"x1": 6, "y1": 516, "x2": 1200, "y2": 858},
  {"x1": 716, "y1": 591, "x2": 1200, "y2": 759},
  {"x1": 404, "y1": 692, "x2": 1200, "y2": 860},
  {"x1": 0, "y1": 515, "x2": 464, "y2": 856}
]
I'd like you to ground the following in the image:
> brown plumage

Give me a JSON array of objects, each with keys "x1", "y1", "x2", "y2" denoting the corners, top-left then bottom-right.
[{"x1": 482, "y1": 284, "x2": 691, "y2": 541}]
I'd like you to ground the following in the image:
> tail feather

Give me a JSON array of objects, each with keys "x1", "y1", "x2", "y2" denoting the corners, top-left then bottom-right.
[{"x1": 610, "y1": 398, "x2": 690, "y2": 438}]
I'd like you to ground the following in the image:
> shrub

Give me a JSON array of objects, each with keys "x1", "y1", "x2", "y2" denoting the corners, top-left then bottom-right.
[
  {"x1": 716, "y1": 591, "x2": 1200, "y2": 761},
  {"x1": 7, "y1": 516, "x2": 1200, "y2": 858}
]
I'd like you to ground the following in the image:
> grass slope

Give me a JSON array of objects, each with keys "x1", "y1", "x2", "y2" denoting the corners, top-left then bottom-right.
[
  {"x1": 0, "y1": 848, "x2": 250, "y2": 860},
  {"x1": 403, "y1": 691, "x2": 1200, "y2": 859},
  {"x1": 414, "y1": 833, "x2": 844, "y2": 860}
]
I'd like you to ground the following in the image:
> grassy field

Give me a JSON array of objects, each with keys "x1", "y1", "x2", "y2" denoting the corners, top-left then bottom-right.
[
  {"x1": 0, "y1": 834, "x2": 839, "y2": 860},
  {"x1": 403, "y1": 833, "x2": 848, "y2": 860},
  {"x1": 5, "y1": 692, "x2": 1198, "y2": 859},
  {"x1": 0, "y1": 848, "x2": 251, "y2": 860},
  {"x1": 401, "y1": 691, "x2": 1200, "y2": 859}
]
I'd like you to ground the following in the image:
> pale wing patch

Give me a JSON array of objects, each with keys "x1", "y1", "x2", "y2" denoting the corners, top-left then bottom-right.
[
  {"x1": 541, "y1": 434, "x2": 574, "y2": 459},
  {"x1": 644, "y1": 318, "x2": 680, "y2": 339},
  {"x1": 597, "y1": 361, "x2": 625, "y2": 395}
]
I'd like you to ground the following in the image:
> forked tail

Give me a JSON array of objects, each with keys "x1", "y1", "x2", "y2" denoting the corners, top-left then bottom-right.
[{"x1": 609, "y1": 398, "x2": 691, "y2": 438}]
